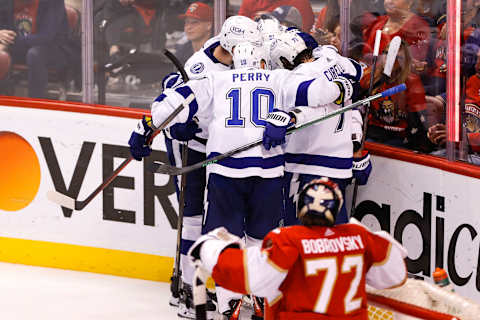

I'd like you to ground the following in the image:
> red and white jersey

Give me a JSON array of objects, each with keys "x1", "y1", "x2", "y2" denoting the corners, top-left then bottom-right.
[{"x1": 210, "y1": 223, "x2": 407, "y2": 320}]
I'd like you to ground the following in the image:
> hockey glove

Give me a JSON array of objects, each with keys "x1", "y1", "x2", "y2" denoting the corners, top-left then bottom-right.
[
  {"x1": 188, "y1": 227, "x2": 243, "y2": 274},
  {"x1": 168, "y1": 120, "x2": 202, "y2": 141},
  {"x1": 333, "y1": 76, "x2": 355, "y2": 105},
  {"x1": 128, "y1": 115, "x2": 155, "y2": 161},
  {"x1": 161, "y1": 72, "x2": 184, "y2": 90},
  {"x1": 262, "y1": 109, "x2": 294, "y2": 150},
  {"x1": 352, "y1": 151, "x2": 372, "y2": 186}
]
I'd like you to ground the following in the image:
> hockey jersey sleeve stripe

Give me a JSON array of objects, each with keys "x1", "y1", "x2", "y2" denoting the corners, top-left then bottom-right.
[
  {"x1": 203, "y1": 41, "x2": 222, "y2": 64},
  {"x1": 154, "y1": 93, "x2": 167, "y2": 102},
  {"x1": 285, "y1": 153, "x2": 353, "y2": 169},
  {"x1": 295, "y1": 79, "x2": 315, "y2": 107},
  {"x1": 207, "y1": 153, "x2": 285, "y2": 169},
  {"x1": 174, "y1": 86, "x2": 199, "y2": 122},
  {"x1": 347, "y1": 58, "x2": 363, "y2": 82}
]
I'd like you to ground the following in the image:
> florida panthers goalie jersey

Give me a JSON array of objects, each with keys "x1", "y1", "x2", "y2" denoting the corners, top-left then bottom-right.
[
  {"x1": 151, "y1": 67, "x2": 344, "y2": 178},
  {"x1": 209, "y1": 223, "x2": 407, "y2": 320}
]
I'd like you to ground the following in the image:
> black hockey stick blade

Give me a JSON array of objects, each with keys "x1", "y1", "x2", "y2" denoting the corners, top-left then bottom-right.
[
  {"x1": 150, "y1": 84, "x2": 407, "y2": 176},
  {"x1": 46, "y1": 94, "x2": 194, "y2": 211},
  {"x1": 164, "y1": 49, "x2": 190, "y2": 82}
]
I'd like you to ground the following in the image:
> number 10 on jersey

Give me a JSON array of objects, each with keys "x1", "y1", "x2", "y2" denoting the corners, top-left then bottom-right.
[{"x1": 226, "y1": 88, "x2": 275, "y2": 127}]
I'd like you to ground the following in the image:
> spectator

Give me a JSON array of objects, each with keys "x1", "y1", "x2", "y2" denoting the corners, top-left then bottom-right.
[
  {"x1": 269, "y1": 5, "x2": 302, "y2": 30},
  {"x1": 104, "y1": 0, "x2": 165, "y2": 58},
  {"x1": 174, "y1": 2, "x2": 213, "y2": 65},
  {"x1": 362, "y1": 0, "x2": 431, "y2": 67},
  {"x1": 421, "y1": 15, "x2": 447, "y2": 96},
  {"x1": 238, "y1": 0, "x2": 314, "y2": 32},
  {"x1": 0, "y1": 0, "x2": 73, "y2": 99},
  {"x1": 361, "y1": 40, "x2": 435, "y2": 153}
]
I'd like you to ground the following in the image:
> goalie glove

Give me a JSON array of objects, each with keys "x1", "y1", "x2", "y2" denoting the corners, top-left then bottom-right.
[
  {"x1": 188, "y1": 227, "x2": 244, "y2": 274},
  {"x1": 352, "y1": 151, "x2": 372, "y2": 186},
  {"x1": 262, "y1": 109, "x2": 294, "y2": 150},
  {"x1": 128, "y1": 115, "x2": 155, "y2": 161}
]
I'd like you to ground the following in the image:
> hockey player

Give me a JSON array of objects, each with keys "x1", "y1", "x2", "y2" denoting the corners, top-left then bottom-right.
[
  {"x1": 264, "y1": 31, "x2": 371, "y2": 225},
  {"x1": 159, "y1": 16, "x2": 263, "y2": 319},
  {"x1": 188, "y1": 178, "x2": 408, "y2": 320},
  {"x1": 128, "y1": 41, "x2": 357, "y2": 318}
]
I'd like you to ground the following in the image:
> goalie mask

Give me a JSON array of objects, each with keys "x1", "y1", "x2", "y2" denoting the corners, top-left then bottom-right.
[
  {"x1": 297, "y1": 178, "x2": 343, "y2": 226},
  {"x1": 233, "y1": 42, "x2": 268, "y2": 70},
  {"x1": 220, "y1": 16, "x2": 262, "y2": 55}
]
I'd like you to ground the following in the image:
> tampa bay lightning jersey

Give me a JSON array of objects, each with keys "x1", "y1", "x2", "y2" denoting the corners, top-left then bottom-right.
[
  {"x1": 152, "y1": 67, "x2": 343, "y2": 178},
  {"x1": 285, "y1": 45, "x2": 363, "y2": 178},
  {"x1": 182, "y1": 36, "x2": 232, "y2": 153}
]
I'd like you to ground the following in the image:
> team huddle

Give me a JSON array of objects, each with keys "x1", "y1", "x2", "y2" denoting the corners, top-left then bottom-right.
[{"x1": 128, "y1": 15, "x2": 407, "y2": 320}]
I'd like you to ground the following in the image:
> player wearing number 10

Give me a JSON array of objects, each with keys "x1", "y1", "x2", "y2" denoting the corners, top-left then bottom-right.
[
  {"x1": 148, "y1": 42, "x2": 354, "y2": 315},
  {"x1": 189, "y1": 178, "x2": 408, "y2": 320}
]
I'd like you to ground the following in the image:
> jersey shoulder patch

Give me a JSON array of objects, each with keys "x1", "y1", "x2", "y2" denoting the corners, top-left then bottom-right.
[{"x1": 190, "y1": 62, "x2": 205, "y2": 74}]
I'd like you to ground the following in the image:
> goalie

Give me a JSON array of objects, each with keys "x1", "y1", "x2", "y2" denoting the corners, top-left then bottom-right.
[{"x1": 188, "y1": 178, "x2": 408, "y2": 320}]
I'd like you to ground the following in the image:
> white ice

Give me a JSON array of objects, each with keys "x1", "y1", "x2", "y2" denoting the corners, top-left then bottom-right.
[{"x1": 0, "y1": 262, "x2": 254, "y2": 319}]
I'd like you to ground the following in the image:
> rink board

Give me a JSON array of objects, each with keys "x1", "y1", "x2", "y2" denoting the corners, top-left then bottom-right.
[
  {"x1": 350, "y1": 144, "x2": 480, "y2": 302},
  {"x1": 0, "y1": 99, "x2": 178, "y2": 281},
  {"x1": 1, "y1": 99, "x2": 480, "y2": 302}
]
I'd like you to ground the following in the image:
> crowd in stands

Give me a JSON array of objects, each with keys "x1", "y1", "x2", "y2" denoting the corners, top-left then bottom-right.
[{"x1": 1, "y1": 0, "x2": 480, "y2": 162}]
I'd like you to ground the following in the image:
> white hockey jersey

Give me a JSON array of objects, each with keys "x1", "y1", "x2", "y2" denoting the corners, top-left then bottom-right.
[
  {"x1": 285, "y1": 46, "x2": 364, "y2": 178},
  {"x1": 152, "y1": 68, "x2": 343, "y2": 178},
  {"x1": 180, "y1": 36, "x2": 231, "y2": 153}
]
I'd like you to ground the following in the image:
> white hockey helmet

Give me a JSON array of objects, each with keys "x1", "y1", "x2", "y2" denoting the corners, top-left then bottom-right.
[
  {"x1": 270, "y1": 30, "x2": 308, "y2": 70},
  {"x1": 220, "y1": 16, "x2": 262, "y2": 55},
  {"x1": 233, "y1": 42, "x2": 269, "y2": 70},
  {"x1": 257, "y1": 15, "x2": 285, "y2": 43}
]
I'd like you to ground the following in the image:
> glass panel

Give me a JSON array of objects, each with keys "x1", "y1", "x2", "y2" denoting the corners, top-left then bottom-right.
[
  {"x1": 0, "y1": 0, "x2": 84, "y2": 101},
  {"x1": 342, "y1": 0, "x2": 447, "y2": 155},
  {"x1": 459, "y1": 0, "x2": 480, "y2": 164},
  {"x1": 92, "y1": 0, "x2": 216, "y2": 108}
]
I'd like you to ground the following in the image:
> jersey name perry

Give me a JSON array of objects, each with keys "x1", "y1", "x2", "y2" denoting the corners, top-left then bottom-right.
[
  {"x1": 301, "y1": 235, "x2": 364, "y2": 255},
  {"x1": 232, "y1": 72, "x2": 270, "y2": 82}
]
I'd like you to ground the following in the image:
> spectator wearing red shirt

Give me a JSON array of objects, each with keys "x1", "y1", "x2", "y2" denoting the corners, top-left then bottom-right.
[
  {"x1": 363, "y1": 0, "x2": 431, "y2": 67},
  {"x1": 238, "y1": 0, "x2": 314, "y2": 32},
  {"x1": 361, "y1": 40, "x2": 434, "y2": 153}
]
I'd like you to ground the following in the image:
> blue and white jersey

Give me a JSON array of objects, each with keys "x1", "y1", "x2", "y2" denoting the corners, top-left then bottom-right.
[
  {"x1": 284, "y1": 45, "x2": 363, "y2": 178},
  {"x1": 152, "y1": 68, "x2": 343, "y2": 178},
  {"x1": 182, "y1": 36, "x2": 232, "y2": 153}
]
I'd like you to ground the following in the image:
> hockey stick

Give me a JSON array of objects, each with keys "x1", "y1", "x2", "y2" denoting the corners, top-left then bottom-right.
[
  {"x1": 46, "y1": 94, "x2": 194, "y2": 211},
  {"x1": 349, "y1": 35, "x2": 402, "y2": 218},
  {"x1": 192, "y1": 266, "x2": 209, "y2": 320},
  {"x1": 150, "y1": 84, "x2": 407, "y2": 176},
  {"x1": 164, "y1": 48, "x2": 192, "y2": 301}
]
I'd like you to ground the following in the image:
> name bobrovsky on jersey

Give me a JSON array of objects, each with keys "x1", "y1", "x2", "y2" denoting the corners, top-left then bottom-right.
[{"x1": 301, "y1": 235, "x2": 365, "y2": 255}]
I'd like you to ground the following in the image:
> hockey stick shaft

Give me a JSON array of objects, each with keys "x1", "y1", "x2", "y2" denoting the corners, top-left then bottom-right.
[
  {"x1": 152, "y1": 84, "x2": 406, "y2": 176},
  {"x1": 350, "y1": 31, "x2": 382, "y2": 218},
  {"x1": 166, "y1": 48, "x2": 190, "y2": 297},
  {"x1": 350, "y1": 35, "x2": 401, "y2": 218},
  {"x1": 46, "y1": 95, "x2": 193, "y2": 211}
]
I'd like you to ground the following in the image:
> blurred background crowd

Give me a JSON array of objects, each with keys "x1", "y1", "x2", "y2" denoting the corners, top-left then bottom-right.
[{"x1": 1, "y1": 0, "x2": 479, "y2": 162}]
